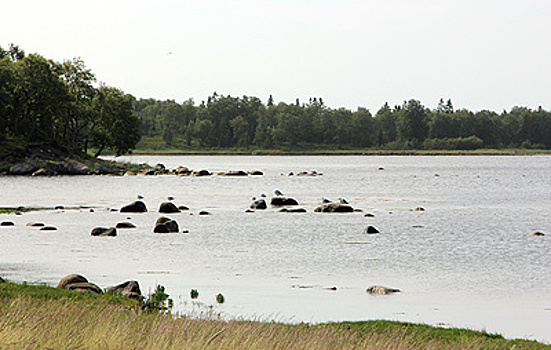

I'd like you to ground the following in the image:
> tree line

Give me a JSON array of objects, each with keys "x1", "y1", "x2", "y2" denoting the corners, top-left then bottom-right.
[
  {"x1": 136, "y1": 94, "x2": 551, "y2": 150},
  {"x1": 0, "y1": 44, "x2": 140, "y2": 157}
]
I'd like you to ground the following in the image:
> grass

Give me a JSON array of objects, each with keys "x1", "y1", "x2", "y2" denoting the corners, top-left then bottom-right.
[{"x1": 0, "y1": 281, "x2": 549, "y2": 349}]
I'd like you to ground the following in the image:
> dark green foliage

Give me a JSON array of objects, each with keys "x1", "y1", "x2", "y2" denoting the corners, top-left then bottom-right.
[
  {"x1": 216, "y1": 293, "x2": 225, "y2": 304},
  {"x1": 143, "y1": 285, "x2": 173, "y2": 313},
  {"x1": 190, "y1": 289, "x2": 199, "y2": 299}
]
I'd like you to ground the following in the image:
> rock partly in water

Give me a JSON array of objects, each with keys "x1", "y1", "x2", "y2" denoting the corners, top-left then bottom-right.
[
  {"x1": 250, "y1": 170, "x2": 264, "y2": 176},
  {"x1": 154, "y1": 217, "x2": 179, "y2": 233},
  {"x1": 198, "y1": 211, "x2": 211, "y2": 216},
  {"x1": 40, "y1": 226, "x2": 58, "y2": 231},
  {"x1": 532, "y1": 231, "x2": 546, "y2": 236},
  {"x1": 64, "y1": 161, "x2": 90, "y2": 175},
  {"x1": 91, "y1": 227, "x2": 117, "y2": 237},
  {"x1": 9, "y1": 163, "x2": 39, "y2": 175},
  {"x1": 250, "y1": 199, "x2": 267, "y2": 210},
  {"x1": 116, "y1": 222, "x2": 136, "y2": 229},
  {"x1": 159, "y1": 202, "x2": 180, "y2": 213},
  {"x1": 106, "y1": 280, "x2": 142, "y2": 300},
  {"x1": 178, "y1": 205, "x2": 189, "y2": 211},
  {"x1": 364, "y1": 226, "x2": 380, "y2": 234},
  {"x1": 26, "y1": 222, "x2": 45, "y2": 227},
  {"x1": 279, "y1": 208, "x2": 307, "y2": 213},
  {"x1": 364, "y1": 213, "x2": 375, "y2": 217},
  {"x1": 1, "y1": 221, "x2": 15, "y2": 226},
  {"x1": 58, "y1": 274, "x2": 103, "y2": 295},
  {"x1": 414, "y1": 207, "x2": 425, "y2": 212},
  {"x1": 191, "y1": 169, "x2": 211, "y2": 176},
  {"x1": 223, "y1": 170, "x2": 248, "y2": 176},
  {"x1": 120, "y1": 201, "x2": 147, "y2": 213},
  {"x1": 314, "y1": 203, "x2": 354, "y2": 213},
  {"x1": 270, "y1": 197, "x2": 299, "y2": 207},
  {"x1": 366, "y1": 285, "x2": 401, "y2": 295}
]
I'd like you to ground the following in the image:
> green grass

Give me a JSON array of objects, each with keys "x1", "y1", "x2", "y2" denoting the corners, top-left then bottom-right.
[{"x1": 0, "y1": 280, "x2": 548, "y2": 349}]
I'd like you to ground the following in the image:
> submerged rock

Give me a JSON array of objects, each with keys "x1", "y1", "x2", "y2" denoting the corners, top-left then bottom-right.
[
  {"x1": 366, "y1": 285, "x2": 401, "y2": 295},
  {"x1": 120, "y1": 201, "x2": 147, "y2": 213},
  {"x1": 279, "y1": 208, "x2": 307, "y2": 213},
  {"x1": 314, "y1": 203, "x2": 354, "y2": 213},
  {"x1": 91, "y1": 227, "x2": 117, "y2": 237}
]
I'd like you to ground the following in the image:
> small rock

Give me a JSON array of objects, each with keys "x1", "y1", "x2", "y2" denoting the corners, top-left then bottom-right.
[
  {"x1": 414, "y1": 207, "x2": 425, "y2": 212},
  {"x1": 279, "y1": 208, "x2": 307, "y2": 213},
  {"x1": 364, "y1": 213, "x2": 375, "y2": 217},
  {"x1": 250, "y1": 199, "x2": 267, "y2": 210},
  {"x1": 116, "y1": 222, "x2": 136, "y2": 229},
  {"x1": 106, "y1": 280, "x2": 142, "y2": 300},
  {"x1": 198, "y1": 211, "x2": 211, "y2": 216},
  {"x1": 64, "y1": 161, "x2": 90, "y2": 175},
  {"x1": 54, "y1": 205, "x2": 65, "y2": 210},
  {"x1": 91, "y1": 227, "x2": 117, "y2": 237},
  {"x1": 314, "y1": 203, "x2": 354, "y2": 213},
  {"x1": 245, "y1": 209, "x2": 254, "y2": 213},
  {"x1": 120, "y1": 201, "x2": 147, "y2": 213},
  {"x1": 250, "y1": 170, "x2": 264, "y2": 176},
  {"x1": 364, "y1": 226, "x2": 380, "y2": 234},
  {"x1": 366, "y1": 285, "x2": 401, "y2": 295},
  {"x1": 224, "y1": 170, "x2": 248, "y2": 176},
  {"x1": 270, "y1": 197, "x2": 299, "y2": 207},
  {"x1": 178, "y1": 205, "x2": 189, "y2": 211},
  {"x1": 26, "y1": 222, "x2": 45, "y2": 227},
  {"x1": 532, "y1": 231, "x2": 546, "y2": 236},
  {"x1": 1, "y1": 221, "x2": 15, "y2": 226},
  {"x1": 154, "y1": 217, "x2": 179, "y2": 233},
  {"x1": 40, "y1": 226, "x2": 58, "y2": 231},
  {"x1": 191, "y1": 169, "x2": 211, "y2": 176},
  {"x1": 159, "y1": 202, "x2": 180, "y2": 213}
]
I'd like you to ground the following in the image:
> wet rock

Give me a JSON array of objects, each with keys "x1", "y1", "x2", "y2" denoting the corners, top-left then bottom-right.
[
  {"x1": 91, "y1": 227, "x2": 117, "y2": 237},
  {"x1": 364, "y1": 226, "x2": 380, "y2": 234},
  {"x1": 366, "y1": 285, "x2": 401, "y2": 295},
  {"x1": 178, "y1": 205, "x2": 189, "y2": 211},
  {"x1": 26, "y1": 222, "x2": 45, "y2": 227},
  {"x1": 250, "y1": 170, "x2": 264, "y2": 176},
  {"x1": 250, "y1": 199, "x2": 267, "y2": 210},
  {"x1": 224, "y1": 170, "x2": 248, "y2": 176},
  {"x1": 414, "y1": 207, "x2": 425, "y2": 212},
  {"x1": 159, "y1": 202, "x2": 180, "y2": 213},
  {"x1": 64, "y1": 161, "x2": 90, "y2": 175},
  {"x1": 154, "y1": 217, "x2": 179, "y2": 233},
  {"x1": 120, "y1": 201, "x2": 147, "y2": 213},
  {"x1": 116, "y1": 222, "x2": 136, "y2": 229},
  {"x1": 40, "y1": 226, "x2": 58, "y2": 231},
  {"x1": 9, "y1": 162, "x2": 39, "y2": 175},
  {"x1": 106, "y1": 280, "x2": 142, "y2": 300},
  {"x1": 270, "y1": 197, "x2": 299, "y2": 207},
  {"x1": 191, "y1": 169, "x2": 211, "y2": 176},
  {"x1": 58, "y1": 274, "x2": 103, "y2": 295},
  {"x1": 279, "y1": 208, "x2": 307, "y2": 213},
  {"x1": 1, "y1": 221, "x2": 15, "y2": 226},
  {"x1": 364, "y1": 213, "x2": 375, "y2": 217},
  {"x1": 198, "y1": 211, "x2": 211, "y2": 216},
  {"x1": 532, "y1": 231, "x2": 546, "y2": 236},
  {"x1": 245, "y1": 209, "x2": 254, "y2": 213},
  {"x1": 314, "y1": 203, "x2": 354, "y2": 213},
  {"x1": 55, "y1": 205, "x2": 64, "y2": 210},
  {"x1": 175, "y1": 166, "x2": 190, "y2": 175}
]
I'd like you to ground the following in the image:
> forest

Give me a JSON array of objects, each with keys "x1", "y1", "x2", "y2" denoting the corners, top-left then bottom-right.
[
  {"x1": 136, "y1": 94, "x2": 551, "y2": 151},
  {"x1": 2, "y1": 44, "x2": 551, "y2": 157}
]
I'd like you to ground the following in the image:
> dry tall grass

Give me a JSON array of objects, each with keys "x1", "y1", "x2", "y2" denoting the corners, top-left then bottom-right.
[{"x1": 0, "y1": 296, "x2": 548, "y2": 350}]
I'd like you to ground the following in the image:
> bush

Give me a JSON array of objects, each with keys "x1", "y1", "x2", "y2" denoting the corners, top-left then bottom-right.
[{"x1": 422, "y1": 136, "x2": 484, "y2": 150}]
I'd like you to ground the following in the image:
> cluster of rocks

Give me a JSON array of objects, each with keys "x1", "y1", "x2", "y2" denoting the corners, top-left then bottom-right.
[
  {"x1": 57, "y1": 274, "x2": 142, "y2": 300},
  {"x1": 286, "y1": 170, "x2": 322, "y2": 176},
  {"x1": 9, "y1": 161, "x2": 90, "y2": 176},
  {"x1": 1, "y1": 221, "x2": 57, "y2": 230},
  {"x1": 124, "y1": 164, "x2": 264, "y2": 177}
]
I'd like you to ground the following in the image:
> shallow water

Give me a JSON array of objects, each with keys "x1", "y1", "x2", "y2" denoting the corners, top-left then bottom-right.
[{"x1": 1, "y1": 155, "x2": 550, "y2": 342}]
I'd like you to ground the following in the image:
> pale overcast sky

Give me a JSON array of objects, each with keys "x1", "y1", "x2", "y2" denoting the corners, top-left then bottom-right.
[{"x1": 2, "y1": 0, "x2": 550, "y2": 112}]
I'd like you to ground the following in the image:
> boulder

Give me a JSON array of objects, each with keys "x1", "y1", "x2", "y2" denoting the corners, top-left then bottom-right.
[
  {"x1": 364, "y1": 226, "x2": 380, "y2": 234},
  {"x1": 175, "y1": 166, "x2": 190, "y2": 175},
  {"x1": 314, "y1": 203, "x2": 354, "y2": 213},
  {"x1": 58, "y1": 274, "x2": 103, "y2": 295},
  {"x1": 120, "y1": 201, "x2": 147, "y2": 213},
  {"x1": 106, "y1": 280, "x2": 142, "y2": 300},
  {"x1": 250, "y1": 170, "x2": 264, "y2": 176},
  {"x1": 364, "y1": 213, "x2": 375, "y2": 217},
  {"x1": 26, "y1": 222, "x2": 45, "y2": 227},
  {"x1": 191, "y1": 169, "x2": 211, "y2": 176},
  {"x1": 532, "y1": 231, "x2": 546, "y2": 236},
  {"x1": 0, "y1": 276, "x2": 5, "y2": 283},
  {"x1": 40, "y1": 226, "x2": 58, "y2": 231},
  {"x1": 414, "y1": 207, "x2": 425, "y2": 212},
  {"x1": 1, "y1": 221, "x2": 15, "y2": 226},
  {"x1": 116, "y1": 222, "x2": 136, "y2": 229},
  {"x1": 224, "y1": 170, "x2": 248, "y2": 176},
  {"x1": 366, "y1": 285, "x2": 401, "y2": 295},
  {"x1": 270, "y1": 197, "x2": 299, "y2": 207},
  {"x1": 91, "y1": 227, "x2": 117, "y2": 237},
  {"x1": 198, "y1": 211, "x2": 211, "y2": 216},
  {"x1": 178, "y1": 205, "x2": 189, "y2": 211},
  {"x1": 250, "y1": 199, "x2": 267, "y2": 210},
  {"x1": 55, "y1": 205, "x2": 65, "y2": 210},
  {"x1": 279, "y1": 208, "x2": 307, "y2": 213},
  {"x1": 64, "y1": 161, "x2": 90, "y2": 175},
  {"x1": 159, "y1": 202, "x2": 180, "y2": 213},
  {"x1": 9, "y1": 163, "x2": 39, "y2": 175},
  {"x1": 154, "y1": 217, "x2": 179, "y2": 233}
]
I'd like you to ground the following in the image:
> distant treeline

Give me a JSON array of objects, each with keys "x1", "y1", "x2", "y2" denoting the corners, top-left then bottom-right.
[
  {"x1": 0, "y1": 44, "x2": 140, "y2": 157},
  {"x1": 136, "y1": 94, "x2": 551, "y2": 150}
]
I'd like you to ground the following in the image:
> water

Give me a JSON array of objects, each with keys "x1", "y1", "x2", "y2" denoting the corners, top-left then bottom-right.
[{"x1": 0, "y1": 155, "x2": 550, "y2": 343}]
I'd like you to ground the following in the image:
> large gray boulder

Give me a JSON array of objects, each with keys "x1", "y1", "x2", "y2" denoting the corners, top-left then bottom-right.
[
  {"x1": 159, "y1": 202, "x2": 180, "y2": 213},
  {"x1": 270, "y1": 197, "x2": 299, "y2": 207},
  {"x1": 106, "y1": 280, "x2": 142, "y2": 300},
  {"x1": 314, "y1": 203, "x2": 354, "y2": 213},
  {"x1": 9, "y1": 163, "x2": 39, "y2": 175},
  {"x1": 120, "y1": 201, "x2": 147, "y2": 213},
  {"x1": 57, "y1": 274, "x2": 103, "y2": 295}
]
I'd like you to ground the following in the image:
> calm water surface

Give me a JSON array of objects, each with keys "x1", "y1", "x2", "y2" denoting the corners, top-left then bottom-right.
[{"x1": 1, "y1": 156, "x2": 550, "y2": 342}]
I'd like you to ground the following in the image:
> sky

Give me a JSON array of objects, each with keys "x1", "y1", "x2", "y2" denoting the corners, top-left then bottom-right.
[{"x1": 2, "y1": 0, "x2": 551, "y2": 112}]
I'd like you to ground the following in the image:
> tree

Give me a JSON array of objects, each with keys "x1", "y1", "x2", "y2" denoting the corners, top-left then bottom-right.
[{"x1": 396, "y1": 99, "x2": 429, "y2": 146}]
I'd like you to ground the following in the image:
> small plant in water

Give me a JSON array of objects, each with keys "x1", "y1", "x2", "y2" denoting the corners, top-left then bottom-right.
[
  {"x1": 216, "y1": 293, "x2": 225, "y2": 304},
  {"x1": 143, "y1": 285, "x2": 173, "y2": 313},
  {"x1": 190, "y1": 289, "x2": 199, "y2": 299}
]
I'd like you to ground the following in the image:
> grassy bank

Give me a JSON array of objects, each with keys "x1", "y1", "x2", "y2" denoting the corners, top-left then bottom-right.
[{"x1": 0, "y1": 281, "x2": 548, "y2": 349}]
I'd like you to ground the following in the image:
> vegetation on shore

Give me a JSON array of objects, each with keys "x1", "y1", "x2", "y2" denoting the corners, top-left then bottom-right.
[{"x1": 0, "y1": 280, "x2": 548, "y2": 349}]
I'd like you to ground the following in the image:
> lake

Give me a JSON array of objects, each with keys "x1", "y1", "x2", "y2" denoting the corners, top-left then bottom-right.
[{"x1": 1, "y1": 155, "x2": 550, "y2": 343}]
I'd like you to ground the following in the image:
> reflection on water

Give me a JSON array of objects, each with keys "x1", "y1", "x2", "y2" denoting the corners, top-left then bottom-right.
[{"x1": 1, "y1": 155, "x2": 550, "y2": 343}]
